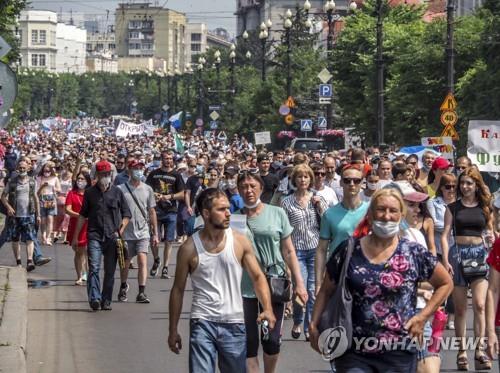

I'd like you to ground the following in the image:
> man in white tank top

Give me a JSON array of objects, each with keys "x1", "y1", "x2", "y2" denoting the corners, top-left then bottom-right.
[{"x1": 168, "y1": 188, "x2": 276, "y2": 373}]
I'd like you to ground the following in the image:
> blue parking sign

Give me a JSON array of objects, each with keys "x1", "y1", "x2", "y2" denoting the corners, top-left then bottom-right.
[{"x1": 319, "y1": 84, "x2": 333, "y2": 98}]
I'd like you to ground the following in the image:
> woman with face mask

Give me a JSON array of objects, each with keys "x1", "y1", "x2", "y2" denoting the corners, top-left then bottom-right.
[
  {"x1": 37, "y1": 162, "x2": 61, "y2": 245},
  {"x1": 361, "y1": 171, "x2": 380, "y2": 202},
  {"x1": 53, "y1": 163, "x2": 73, "y2": 243},
  {"x1": 441, "y1": 167, "x2": 494, "y2": 370},
  {"x1": 236, "y1": 171, "x2": 308, "y2": 373},
  {"x1": 310, "y1": 188, "x2": 453, "y2": 372},
  {"x1": 65, "y1": 172, "x2": 90, "y2": 285}
]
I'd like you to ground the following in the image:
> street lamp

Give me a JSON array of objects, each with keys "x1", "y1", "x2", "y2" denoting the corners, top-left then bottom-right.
[
  {"x1": 174, "y1": 65, "x2": 181, "y2": 112},
  {"x1": 284, "y1": 14, "x2": 293, "y2": 98},
  {"x1": 214, "y1": 50, "x2": 222, "y2": 102},
  {"x1": 185, "y1": 63, "x2": 193, "y2": 112},
  {"x1": 127, "y1": 79, "x2": 134, "y2": 116},
  {"x1": 324, "y1": 0, "x2": 337, "y2": 129},
  {"x1": 376, "y1": 0, "x2": 385, "y2": 146},
  {"x1": 229, "y1": 45, "x2": 237, "y2": 124},
  {"x1": 259, "y1": 23, "x2": 269, "y2": 81},
  {"x1": 197, "y1": 56, "x2": 206, "y2": 122}
]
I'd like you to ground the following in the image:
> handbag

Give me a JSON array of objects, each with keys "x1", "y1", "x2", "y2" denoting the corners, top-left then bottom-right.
[
  {"x1": 265, "y1": 263, "x2": 292, "y2": 303},
  {"x1": 459, "y1": 251, "x2": 488, "y2": 281},
  {"x1": 318, "y1": 238, "x2": 354, "y2": 351}
]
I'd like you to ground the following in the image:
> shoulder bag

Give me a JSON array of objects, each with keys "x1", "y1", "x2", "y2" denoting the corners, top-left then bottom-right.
[
  {"x1": 318, "y1": 238, "x2": 354, "y2": 349},
  {"x1": 124, "y1": 183, "x2": 156, "y2": 246}
]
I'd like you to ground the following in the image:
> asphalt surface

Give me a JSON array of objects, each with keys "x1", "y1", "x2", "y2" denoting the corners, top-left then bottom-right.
[{"x1": 0, "y1": 242, "x2": 498, "y2": 373}]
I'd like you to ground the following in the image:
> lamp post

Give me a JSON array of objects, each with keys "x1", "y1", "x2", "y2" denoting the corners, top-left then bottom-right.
[
  {"x1": 229, "y1": 44, "x2": 237, "y2": 125},
  {"x1": 446, "y1": 0, "x2": 455, "y2": 94},
  {"x1": 284, "y1": 11, "x2": 293, "y2": 98},
  {"x1": 127, "y1": 79, "x2": 134, "y2": 116},
  {"x1": 174, "y1": 65, "x2": 181, "y2": 112},
  {"x1": 324, "y1": 0, "x2": 336, "y2": 129},
  {"x1": 376, "y1": 0, "x2": 385, "y2": 146},
  {"x1": 185, "y1": 63, "x2": 193, "y2": 112},
  {"x1": 214, "y1": 50, "x2": 221, "y2": 102},
  {"x1": 197, "y1": 56, "x2": 206, "y2": 122},
  {"x1": 156, "y1": 70, "x2": 164, "y2": 110},
  {"x1": 258, "y1": 21, "x2": 270, "y2": 81}
]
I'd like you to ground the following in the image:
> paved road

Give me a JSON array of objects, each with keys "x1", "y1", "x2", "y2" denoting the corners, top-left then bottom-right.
[{"x1": 0, "y1": 242, "x2": 498, "y2": 373}]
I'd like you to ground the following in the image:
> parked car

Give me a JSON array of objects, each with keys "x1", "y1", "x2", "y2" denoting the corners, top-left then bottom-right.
[{"x1": 289, "y1": 137, "x2": 327, "y2": 153}]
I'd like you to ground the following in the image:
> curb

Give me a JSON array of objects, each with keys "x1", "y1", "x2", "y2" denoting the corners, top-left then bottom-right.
[{"x1": 0, "y1": 266, "x2": 27, "y2": 373}]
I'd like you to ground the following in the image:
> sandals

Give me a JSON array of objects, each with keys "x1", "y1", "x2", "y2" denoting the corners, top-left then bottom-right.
[
  {"x1": 284, "y1": 304, "x2": 293, "y2": 320},
  {"x1": 457, "y1": 350, "x2": 469, "y2": 371},
  {"x1": 474, "y1": 349, "x2": 492, "y2": 371},
  {"x1": 75, "y1": 279, "x2": 84, "y2": 286}
]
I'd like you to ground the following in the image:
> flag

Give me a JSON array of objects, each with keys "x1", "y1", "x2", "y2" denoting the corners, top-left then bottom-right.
[
  {"x1": 170, "y1": 126, "x2": 185, "y2": 153},
  {"x1": 168, "y1": 111, "x2": 183, "y2": 129}
]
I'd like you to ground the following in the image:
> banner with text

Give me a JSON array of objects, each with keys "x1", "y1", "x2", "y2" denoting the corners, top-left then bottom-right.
[
  {"x1": 115, "y1": 119, "x2": 154, "y2": 137},
  {"x1": 467, "y1": 120, "x2": 500, "y2": 172},
  {"x1": 421, "y1": 136, "x2": 453, "y2": 161}
]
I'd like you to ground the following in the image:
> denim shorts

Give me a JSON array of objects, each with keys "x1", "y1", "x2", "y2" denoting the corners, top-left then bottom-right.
[
  {"x1": 5, "y1": 216, "x2": 37, "y2": 243},
  {"x1": 189, "y1": 319, "x2": 246, "y2": 373},
  {"x1": 156, "y1": 211, "x2": 177, "y2": 242},
  {"x1": 417, "y1": 317, "x2": 438, "y2": 361},
  {"x1": 449, "y1": 242, "x2": 489, "y2": 287}
]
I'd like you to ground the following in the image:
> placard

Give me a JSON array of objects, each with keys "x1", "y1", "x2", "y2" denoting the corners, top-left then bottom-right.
[
  {"x1": 254, "y1": 131, "x2": 271, "y2": 145},
  {"x1": 467, "y1": 120, "x2": 500, "y2": 172}
]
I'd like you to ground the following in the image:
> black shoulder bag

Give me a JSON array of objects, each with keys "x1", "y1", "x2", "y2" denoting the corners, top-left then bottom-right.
[
  {"x1": 318, "y1": 238, "x2": 354, "y2": 350},
  {"x1": 124, "y1": 183, "x2": 156, "y2": 247}
]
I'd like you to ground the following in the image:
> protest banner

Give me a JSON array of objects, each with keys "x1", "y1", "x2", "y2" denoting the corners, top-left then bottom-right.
[
  {"x1": 421, "y1": 136, "x2": 454, "y2": 161},
  {"x1": 254, "y1": 131, "x2": 271, "y2": 145},
  {"x1": 115, "y1": 119, "x2": 154, "y2": 137},
  {"x1": 467, "y1": 120, "x2": 500, "y2": 172}
]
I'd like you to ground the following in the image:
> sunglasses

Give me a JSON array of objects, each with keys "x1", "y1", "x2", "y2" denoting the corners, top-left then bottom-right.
[
  {"x1": 238, "y1": 168, "x2": 259, "y2": 175},
  {"x1": 343, "y1": 177, "x2": 363, "y2": 185},
  {"x1": 443, "y1": 185, "x2": 456, "y2": 190},
  {"x1": 315, "y1": 172, "x2": 326, "y2": 176}
]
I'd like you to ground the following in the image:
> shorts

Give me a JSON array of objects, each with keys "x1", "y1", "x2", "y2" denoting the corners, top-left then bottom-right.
[
  {"x1": 417, "y1": 316, "x2": 438, "y2": 361},
  {"x1": 126, "y1": 239, "x2": 149, "y2": 257},
  {"x1": 5, "y1": 216, "x2": 37, "y2": 243},
  {"x1": 243, "y1": 297, "x2": 285, "y2": 357},
  {"x1": 449, "y1": 242, "x2": 489, "y2": 287},
  {"x1": 156, "y1": 211, "x2": 177, "y2": 242},
  {"x1": 40, "y1": 206, "x2": 57, "y2": 217}
]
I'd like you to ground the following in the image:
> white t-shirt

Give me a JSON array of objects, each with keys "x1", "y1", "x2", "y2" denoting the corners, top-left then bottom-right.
[
  {"x1": 315, "y1": 186, "x2": 339, "y2": 207},
  {"x1": 401, "y1": 228, "x2": 427, "y2": 249}
]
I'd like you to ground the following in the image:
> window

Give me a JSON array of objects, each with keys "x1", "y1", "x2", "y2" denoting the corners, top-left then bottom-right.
[
  {"x1": 191, "y1": 44, "x2": 201, "y2": 52},
  {"x1": 39, "y1": 30, "x2": 46, "y2": 44},
  {"x1": 129, "y1": 43, "x2": 140, "y2": 50},
  {"x1": 96, "y1": 43, "x2": 104, "y2": 51},
  {"x1": 129, "y1": 20, "x2": 141, "y2": 29},
  {"x1": 39, "y1": 54, "x2": 46, "y2": 66},
  {"x1": 142, "y1": 43, "x2": 153, "y2": 50},
  {"x1": 31, "y1": 54, "x2": 38, "y2": 66},
  {"x1": 129, "y1": 31, "x2": 140, "y2": 39},
  {"x1": 108, "y1": 43, "x2": 115, "y2": 50},
  {"x1": 191, "y1": 33, "x2": 201, "y2": 42},
  {"x1": 31, "y1": 30, "x2": 38, "y2": 44}
]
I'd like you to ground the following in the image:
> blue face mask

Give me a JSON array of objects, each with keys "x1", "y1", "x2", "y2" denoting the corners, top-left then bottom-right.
[
  {"x1": 399, "y1": 219, "x2": 410, "y2": 230},
  {"x1": 131, "y1": 170, "x2": 143, "y2": 180},
  {"x1": 196, "y1": 165, "x2": 205, "y2": 174}
]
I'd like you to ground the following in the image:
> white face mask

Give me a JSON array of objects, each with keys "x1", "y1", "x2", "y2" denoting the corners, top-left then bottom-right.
[
  {"x1": 77, "y1": 181, "x2": 87, "y2": 190},
  {"x1": 367, "y1": 182, "x2": 379, "y2": 191},
  {"x1": 244, "y1": 198, "x2": 261, "y2": 209},
  {"x1": 99, "y1": 176, "x2": 111, "y2": 189},
  {"x1": 372, "y1": 220, "x2": 400, "y2": 238},
  {"x1": 227, "y1": 179, "x2": 237, "y2": 190}
]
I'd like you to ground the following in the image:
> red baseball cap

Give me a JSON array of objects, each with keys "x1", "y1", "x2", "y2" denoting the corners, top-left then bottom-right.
[
  {"x1": 432, "y1": 157, "x2": 451, "y2": 171},
  {"x1": 95, "y1": 160, "x2": 112, "y2": 173},
  {"x1": 128, "y1": 160, "x2": 145, "y2": 169}
]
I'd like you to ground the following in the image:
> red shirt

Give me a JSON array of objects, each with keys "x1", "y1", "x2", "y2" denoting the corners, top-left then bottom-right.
[{"x1": 486, "y1": 238, "x2": 500, "y2": 327}]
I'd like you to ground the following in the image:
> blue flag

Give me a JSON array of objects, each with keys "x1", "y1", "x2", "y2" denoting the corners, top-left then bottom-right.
[{"x1": 168, "y1": 111, "x2": 183, "y2": 129}]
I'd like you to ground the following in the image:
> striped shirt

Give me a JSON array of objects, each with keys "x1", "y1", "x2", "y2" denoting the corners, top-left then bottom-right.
[{"x1": 280, "y1": 193, "x2": 327, "y2": 251}]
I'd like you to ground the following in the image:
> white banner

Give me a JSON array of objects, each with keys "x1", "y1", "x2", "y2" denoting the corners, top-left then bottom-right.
[
  {"x1": 467, "y1": 120, "x2": 500, "y2": 172},
  {"x1": 115, "y1": 119, "x2": 153, "y2": 137},
  {"x1": 254, "y1": 131, "x2": 271, "y2": 145},
  {"x1": 421, "y1": 136, "x2": 453, "y2": 161}
]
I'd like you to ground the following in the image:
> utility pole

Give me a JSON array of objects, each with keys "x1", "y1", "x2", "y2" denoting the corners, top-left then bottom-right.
[
  {"x1": 376, "y1": 0, "x2": 385, "y2": 147},
  {"x1": 446, "y1": 0, "x2": 455, "y2": 94}
]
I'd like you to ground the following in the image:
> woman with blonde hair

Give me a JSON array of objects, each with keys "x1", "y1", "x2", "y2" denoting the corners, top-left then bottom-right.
[
  {"x1": 280, "y1": 163, "x2": 327, "y2": 341},
  {"x1": 37, "y1": 161, "x2": 61, "y2": 245},
  {"x1": 442, "y1": 167, "x2": 493, "y2": 370}
]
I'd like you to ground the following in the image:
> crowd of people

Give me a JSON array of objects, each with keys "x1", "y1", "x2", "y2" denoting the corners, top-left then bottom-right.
[{"x1": 0, "y1": 118, "x2": 499, "y2": 373}]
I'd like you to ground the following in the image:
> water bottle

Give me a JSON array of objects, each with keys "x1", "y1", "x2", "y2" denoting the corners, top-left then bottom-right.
[
  {"x1": 428, "y1": 308, "x2": 447, "y2": 353},
  {"x1": 262, "y1": 320, "x2": 270, "y2": 342}
]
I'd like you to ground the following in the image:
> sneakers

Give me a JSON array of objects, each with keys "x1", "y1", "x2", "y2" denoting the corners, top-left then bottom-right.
[
  {"x1": 90, "y1": 300, "x2": 100, "y2": 311},
  {"x1": 27, "y1": 261, "x2": 35, "y2": 272},
  {"x1": 136, "y1": 292, "x2": 150, "y2": 303},
  {"x1": 150, "y1": 257, "x2": 161, "y2": 277},
  {"x1": 161, "y1": 266, "x2": 170, "y2": 279},
  {"x1": 118, "y1": 283, "x2": 129, "y2": 302},
  {"x1": 34, "y1": 256, "x2": 52, "y2": 266},
  {"x1": 101, "y1": 300, "x2": 112, "y2": 311}
]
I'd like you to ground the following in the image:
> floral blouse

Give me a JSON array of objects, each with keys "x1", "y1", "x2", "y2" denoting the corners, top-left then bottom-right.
[{"x1": 326, "y1": 237, "x2": 438, "y2": 354}]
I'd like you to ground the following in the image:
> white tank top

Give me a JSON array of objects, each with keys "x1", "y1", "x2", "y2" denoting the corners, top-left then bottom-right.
[{"x1": 190, "y1": 228, "x2": 244, "y2": 323}]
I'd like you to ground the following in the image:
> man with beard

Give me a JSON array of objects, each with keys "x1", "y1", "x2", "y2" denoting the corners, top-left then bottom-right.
[
  {"x1": 168, "y1": 188, "x2": 276, "y2": 373},
  {"x1": 72, "y1": 160, "x2": 131, "y2": 311}
]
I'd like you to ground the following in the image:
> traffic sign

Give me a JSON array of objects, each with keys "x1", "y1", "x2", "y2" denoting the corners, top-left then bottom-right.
[
  {"x1": 441, "y1": 124, "x2": 459, "y2": 141},
  {"x1": 195, "y1": 118, "x2": 203, "y2": 127},
  {"x1": 319, "y1": 97, "x2": 332, "y2": 105},
  {"x1": 162, "y1": 104, "x2": 170, "y2": 111},
  {"x1": 210, "y1": 121, "x2": 218, "y2": 130},
  {"x1": 0, "y1": 63, "x2": 18, "y2": 128},
  {"x1": 209, "y1": 105, "x2": 222, "y2": 111},
  {"x1": 209, "y1": 111, "x2": 220, "y2": 121},
  {"x1": 279, "y1": 104, "x2": 290, "y2": 116},
  {"x1": 286, "y1": 96, "x2": 296, "y2": 108},
  {"x1": 300, "y1": 119, "x2": 313, "y2": 132},
  {"x1": 317, "y1": 68, "x2": 332, "y2": 84},
  {"x1": 440, "y1": 93, "x2": 457, "y2": 111},
  {"x1": 318, "y1": 117, "x2": 327, "y2": 129},
  {"x1": 185, "y1": 120, "x2": 192, "y2": 128},
  {"x1": 284, "y1": 114, "x2": 294, "y2": 125},
  {"x1": 440, "y1": 110, "x2": 458, "y2": 127},
  {"x1": 319, "y1": 84, "x2": 333, "y2": 98},
  {"x1": 0, "y1": 37, "x2": 12, "y2": 59}
]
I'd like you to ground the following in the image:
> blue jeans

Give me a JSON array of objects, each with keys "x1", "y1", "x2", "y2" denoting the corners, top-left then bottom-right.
[
  {"x1": 189, "y1": 319, "x2": 246, "y2": 373},
  {"x1": 293, "y1": 249, "x2": 316, "y2": 334},
  {"x1": 87, "y1": 239, "x2": 117, "y2": 304}
]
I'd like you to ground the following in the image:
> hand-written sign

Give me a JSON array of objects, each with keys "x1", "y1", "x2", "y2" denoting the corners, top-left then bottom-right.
[
  {"x1": 421, "y1": 136, "x2": 453, "y2": 160},
  {"x1": 467, "y1": 120, "x2": 500, "y2": 172}
]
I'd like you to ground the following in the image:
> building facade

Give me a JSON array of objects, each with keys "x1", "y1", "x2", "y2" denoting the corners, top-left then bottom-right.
[
  {"x1": 18, "y1": 10, "x2": 58, "y2": 71},
  {"x1": 56, "y1": 23, "x2": 87, "y2": 73},
  {"x1": 185, "y1": 23, "x2": 233, "y2": 64},
  {"x1": 115, "y1": 2, "x2": 186, "y2": 72}
]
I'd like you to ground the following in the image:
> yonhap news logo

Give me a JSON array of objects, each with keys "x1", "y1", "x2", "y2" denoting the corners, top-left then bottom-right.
[{"x1": 318, "y1": 326, "x2": 349, "y2": 360}]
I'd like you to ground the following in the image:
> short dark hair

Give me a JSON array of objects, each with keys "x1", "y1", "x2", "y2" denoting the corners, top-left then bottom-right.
[
  {"x1": 237, "y1": 172, "x2": 265, "y2": 189},
  {"x1": 392, "y1": 162, "x2": 408, "y2": 179},
  {"x1": 350, "y1": 148, "x2": 365, "y2": 162},
  {"x1": 196, "y1": 188, "x2": 227, "y2": 214}
]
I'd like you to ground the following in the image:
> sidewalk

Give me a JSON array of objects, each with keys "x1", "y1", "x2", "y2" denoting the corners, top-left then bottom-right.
[{"x1": 0, "y1": 266, "x2": 28, "y2": 373}]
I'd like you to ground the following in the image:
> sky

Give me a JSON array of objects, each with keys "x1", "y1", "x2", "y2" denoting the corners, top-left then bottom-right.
[{"x1": 30, "y1": 0, "x2": 237, "y2": 35}]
